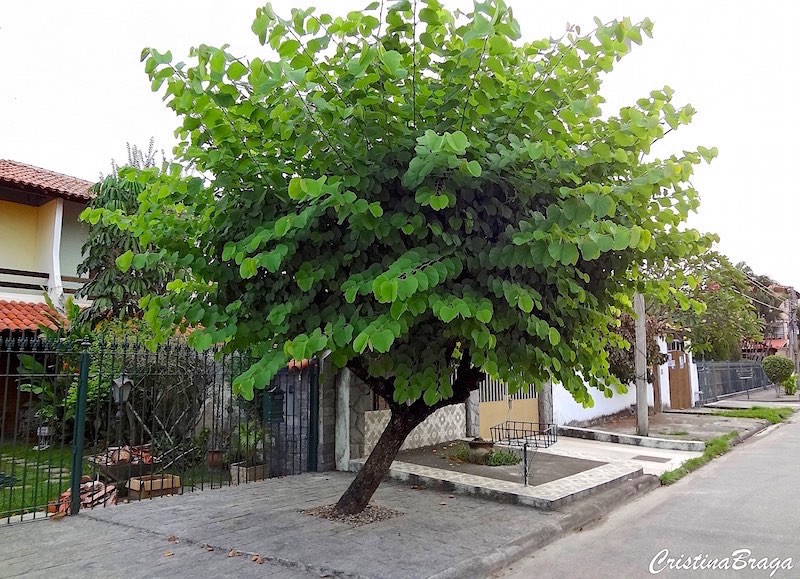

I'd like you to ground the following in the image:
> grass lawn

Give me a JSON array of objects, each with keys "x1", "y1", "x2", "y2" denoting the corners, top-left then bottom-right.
[
  {"x1": 660, "y1": 431, "x2": 739, "y2": 485},
  {"x1": 712, "y1": 406, "x2": 795, "y2": 425},
  {"x1": 0, "y1": 443, "x2": 75, "y2": 518}
]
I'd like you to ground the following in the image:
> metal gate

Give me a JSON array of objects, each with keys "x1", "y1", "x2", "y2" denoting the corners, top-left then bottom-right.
[{"x1": 1, "y1": 335, "x2": 318, "y2": 523}]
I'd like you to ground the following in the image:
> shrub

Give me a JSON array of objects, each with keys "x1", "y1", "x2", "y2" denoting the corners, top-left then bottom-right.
[
  {"x1": 783, "y1": 373, "x2": 798, "y2": 395},
  {"x1": 444, "y1": 444, "x2": 471, "y2": 464},
  {"x1": 762, "y1": 355, "x2": 794, "y2": 386},
  {"x1": 485, "y1": 450, "x2": 521, "y2": 467}
]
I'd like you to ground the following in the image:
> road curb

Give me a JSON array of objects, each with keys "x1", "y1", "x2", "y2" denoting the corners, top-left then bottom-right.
[
  {"x1": 429, "y1": 474, "x2": 661, "y2": 579},
  {"x1": 558, "y1": 425, "x2": 705, "y2": 452}
]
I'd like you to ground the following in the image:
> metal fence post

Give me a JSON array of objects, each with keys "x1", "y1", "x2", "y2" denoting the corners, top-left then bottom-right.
[
  {"x1": 308, "y1": 363, "x2": 319, "y2": 472},
  {"x1": 69, "y1": 341, "x2": 90, "y2": 515}
]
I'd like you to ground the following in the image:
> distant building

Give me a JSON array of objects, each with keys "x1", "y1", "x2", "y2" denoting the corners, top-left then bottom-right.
[
  {"x1": 0, "y1": 159, "x2": 93, "y2": 328},
  {"x1": 764, "y1": 284, "x2": 799, "y2": 368}
]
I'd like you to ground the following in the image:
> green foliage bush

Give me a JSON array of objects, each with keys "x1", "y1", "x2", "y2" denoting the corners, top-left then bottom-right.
[
  {"x1": 762, "y1": 355, "x2": 794, "y2": 386},
  {"x1": 782, "y1": 373, "x2": 798, "y2": 395},
  {"x1": 484, "y1": 450, "x2": 521, "y2": 466}
]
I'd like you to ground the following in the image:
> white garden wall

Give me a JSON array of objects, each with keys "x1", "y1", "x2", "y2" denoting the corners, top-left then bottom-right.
[{"x1": 553, "y1": 339, "x2": 674, "y2": 426}]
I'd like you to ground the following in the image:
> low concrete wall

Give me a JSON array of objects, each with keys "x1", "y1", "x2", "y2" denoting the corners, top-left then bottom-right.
[
  {"x1": 363, "y1": 405, "x2": 466, "y2": 457},
  {"x1": 559, "y1": 425, "x2": 705, "y2": 452}
]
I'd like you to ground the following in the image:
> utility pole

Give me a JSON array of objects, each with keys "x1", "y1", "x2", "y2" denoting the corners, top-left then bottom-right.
[
  {"x1": 634, "y1": 293, "x2": 649, "y2": 436},
  {"x1": 789, "y1": 289, "x2": 799, "y2": 375}
]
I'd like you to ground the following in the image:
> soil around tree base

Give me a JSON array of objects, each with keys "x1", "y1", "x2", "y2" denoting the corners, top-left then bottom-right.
[{"x1": 303, "y1": 503, "x2": 404, "y2": 526}]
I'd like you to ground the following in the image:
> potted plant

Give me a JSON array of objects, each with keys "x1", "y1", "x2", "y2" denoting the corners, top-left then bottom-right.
[
  {"x1": 228, "y1": 421, "x2": 271, "y2": 484},
  {"x1": 206, "y1": 431, "x2": 226, "y2": 468}
]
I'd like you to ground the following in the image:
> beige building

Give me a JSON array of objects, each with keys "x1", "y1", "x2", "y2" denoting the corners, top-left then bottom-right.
[{"x1": 0, "y1": 159, "x2": 92, "y2": 320}]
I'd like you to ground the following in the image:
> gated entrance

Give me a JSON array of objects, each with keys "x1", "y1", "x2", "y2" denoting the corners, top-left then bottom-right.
[
  {"x1": 668, "y1": 350, "x2": 692, "y2": 409},
  {"x1": 0, "y1": 335, "x2": 318, "y2": 523}
]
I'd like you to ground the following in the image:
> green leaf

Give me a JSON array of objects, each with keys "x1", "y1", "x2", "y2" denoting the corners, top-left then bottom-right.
[
  {"x1": 116, "y1": 251, "x2": 134, "y2": 272},
  {"x1": 445, "y1": 131, "x2": 469, "y2": 153},
  {"x1": 423, "y1": 388, "x2": 440, "y2": 406},
  {"x1": 275, "y1": 216, "x2": 291, "y2": 236},
  {"x1": 353, "y1": 331, "x2": 369, "y2": 354},
  {"x1": 518, "y1": 294, "x2": 534, "y2": 313},
  {"x1": 371, "y1": 329, "x2": 395, "y2": 353},
  {"x1": 430, "y1": 195, "x2": 449, "y2": 210},
  {"x1": 560, "y1": 243, "x2": 579, "y2": 265},
  {"x1": 548, "y1": 328, "x2": 561, "y2": 346},
  {"x1": 380, "y1": 50, "x2": 403, "y2": 76},
  {"x1": 612, "y1": 228, "x2": 632, "y2": 251},
  {"x1": 279, "y1": 39, "x2": 301, "y2": 58},
  {"x1": 369, "y1": 203, "x2": 383, "y2": 217},
  {"x1": 240, "y1": 257, "x2": 257, "y2": 278},
  {"x1": 476, "y1": 308, "x2": 492, "y2": 323},
  {"x1": 466, "y1": 160, "x2": 482, "y2": 177},
  {"x1": 463, "y1": 13, "x2": 493, "y2": 44},
  {"x1": 439, "y1": 305, "x2": 458, "y2": 322},
  {"x1": 227, "y1": 61, "x2": 247, "y2": 80}
]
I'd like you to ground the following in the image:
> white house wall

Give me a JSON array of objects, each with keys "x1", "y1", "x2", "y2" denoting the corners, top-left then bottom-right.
[
  {"x1": 553, "y1": 339, "x2": 674, "y2": 426},
  {"x1": 59, "y1": 200, "x2": 88, "y2": 278}
]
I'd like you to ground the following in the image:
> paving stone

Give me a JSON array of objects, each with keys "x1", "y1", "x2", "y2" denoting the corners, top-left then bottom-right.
[{"x1": 1, "y1": 471, "x2": 582, "y2": 578}]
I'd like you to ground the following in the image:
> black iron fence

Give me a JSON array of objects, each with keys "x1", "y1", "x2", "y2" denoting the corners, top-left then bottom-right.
[
  {"x1": 696, "y1": 360, "x2": 770, "y2": 404},
  {"x1": 0, "y1": 335, "x2": 318, "y2": 523}
]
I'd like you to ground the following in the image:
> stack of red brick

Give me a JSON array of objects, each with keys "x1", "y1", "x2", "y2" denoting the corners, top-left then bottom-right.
[{"x1": 49, "y1": 476, "x2": 117, "y2": 514}]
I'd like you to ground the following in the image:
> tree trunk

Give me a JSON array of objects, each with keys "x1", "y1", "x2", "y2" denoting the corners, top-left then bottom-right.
[{"x1": 333, "y1": 404, "x2": 425, "y2": 515}]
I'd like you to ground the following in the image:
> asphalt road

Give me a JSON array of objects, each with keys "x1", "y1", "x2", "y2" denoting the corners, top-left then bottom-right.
[{"x1": 496, "y1": 416, "x2": 800, "y2": 579}]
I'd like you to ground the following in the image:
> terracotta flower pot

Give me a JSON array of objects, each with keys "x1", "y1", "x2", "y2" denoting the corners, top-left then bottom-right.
[
  {"x1": 207, "y1": 450, "x2": 223, "y2": 468},
  {"x1": 467, "y1": 438, "x2": 495, "y2": 463}
]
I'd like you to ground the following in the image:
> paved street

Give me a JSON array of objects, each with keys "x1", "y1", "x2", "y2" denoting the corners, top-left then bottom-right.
[{"x1": 496, "y1": 415, "x2": 800, "y2": 579}]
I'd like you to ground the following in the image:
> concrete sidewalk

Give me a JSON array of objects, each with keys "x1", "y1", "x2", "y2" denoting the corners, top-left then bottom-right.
[
  {"x1": 494, "y1": 411, "x2": 800, "y2": 578},
  {"x1": 0, "y1": 471, "x2": 655, "y2": 579},
  {"x1": 541, "y1": 437, "x2": 702, "y2": 477}
]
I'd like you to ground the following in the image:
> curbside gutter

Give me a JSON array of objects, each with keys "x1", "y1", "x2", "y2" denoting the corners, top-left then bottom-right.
[{"x1": 429, "y1": 474, "x2": 661, "y2": 579}]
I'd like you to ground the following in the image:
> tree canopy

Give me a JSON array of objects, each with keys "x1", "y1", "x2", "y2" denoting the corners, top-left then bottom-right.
[
  {"x1": 90, "y1": 0, "x2": 715, "y2": 417},
  {"x1": 663, "y1": 252, "x2": 761, "y2": 360},
  {"x1": 78, "y1": 142, "x2": 171, "y2": 324}
]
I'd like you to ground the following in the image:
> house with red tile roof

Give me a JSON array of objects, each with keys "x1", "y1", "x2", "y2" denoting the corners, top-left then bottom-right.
[{"x1": 0, "y1": 159, "x2": 94, "y2": 330}]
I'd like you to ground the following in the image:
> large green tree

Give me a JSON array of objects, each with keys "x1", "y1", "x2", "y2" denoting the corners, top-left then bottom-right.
[{"x1": 93, "y1": 1, "x2": 715, "y2": 513}]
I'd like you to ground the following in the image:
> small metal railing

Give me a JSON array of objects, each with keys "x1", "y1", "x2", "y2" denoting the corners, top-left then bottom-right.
[{"x1": 489, "y1": 421, "x2": 557, "y2": 486}]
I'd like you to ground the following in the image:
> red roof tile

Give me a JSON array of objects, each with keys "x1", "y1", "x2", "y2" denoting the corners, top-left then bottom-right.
[
  {"x1": 0, "y1": 159, "x2": 94, "y2": 202},
  {"x1": 0, "y1": 300, "x2": 59, "y2": 332},
  {"x1": 766, "y1": 339, "x2": 788, "y2": 350}
]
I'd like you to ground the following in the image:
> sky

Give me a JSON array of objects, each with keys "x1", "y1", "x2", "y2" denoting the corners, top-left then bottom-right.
[{"x1": 1, "y1": 1, "x2": 798, "y2": 286}]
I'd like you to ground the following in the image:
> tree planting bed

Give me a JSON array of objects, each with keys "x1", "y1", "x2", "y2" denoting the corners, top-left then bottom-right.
[{"x1": 395, "y1": 440, "x2": 605, "y2": 486}]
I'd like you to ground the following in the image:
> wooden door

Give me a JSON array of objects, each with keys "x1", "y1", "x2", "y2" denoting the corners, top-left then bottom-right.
[{"x1": 668, "y1": 350, "x2": 692, "y2": 409}]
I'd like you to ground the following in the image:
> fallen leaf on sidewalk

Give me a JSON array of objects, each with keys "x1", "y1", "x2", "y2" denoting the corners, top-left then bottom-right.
[
  {"x1": 51, "y1": 512, "x2": 66, "y2": 521},
  {"x1": 228, "y1": 549, "x2": 241, "y2": 557},
  {"x1": 410, "y1": 485, "x2": 419, "y2": 489},
  {"x1": 167, "y1": 535, "x2": 178, "y2": 543},
  {"x1": 439, "y1": 502, "x2": 447, "y2": 506},
  {"x1": 251, "y1": 555, "x2": 264, "y2": 564},
  {"x1": 164, "y1": 551, "x2": 174, "y2": 557},
  {"x1": 206, "y1": 546, "x2": 214, "y2": 552}
]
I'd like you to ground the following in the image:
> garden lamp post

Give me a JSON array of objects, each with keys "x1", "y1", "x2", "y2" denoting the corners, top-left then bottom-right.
[{"x1": 112, "y1": 373, "x2": 133, "y2": 446}]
